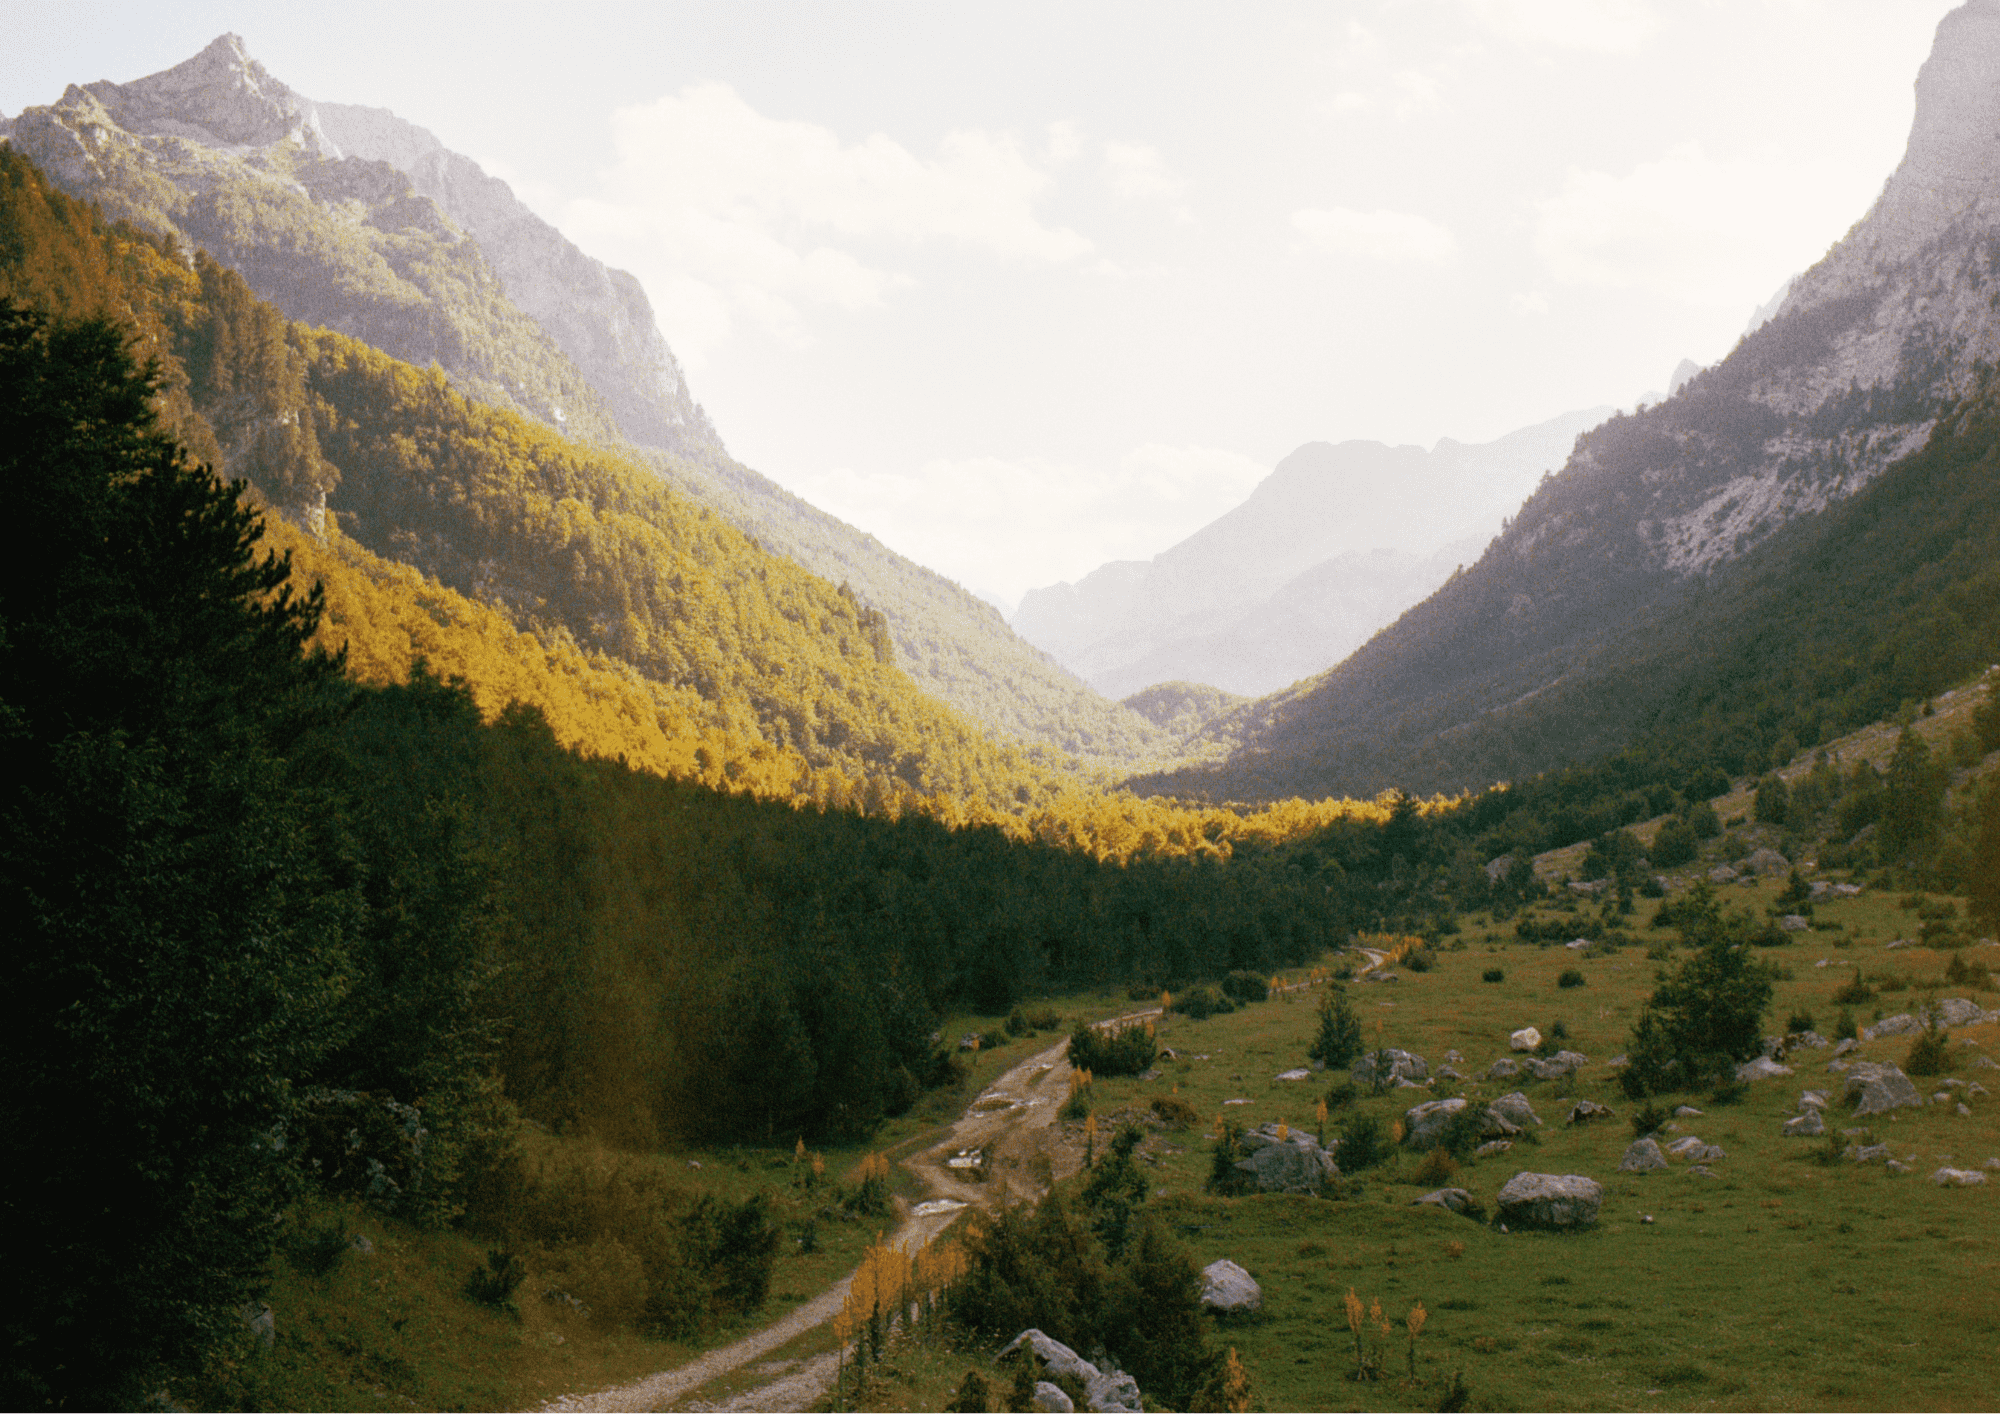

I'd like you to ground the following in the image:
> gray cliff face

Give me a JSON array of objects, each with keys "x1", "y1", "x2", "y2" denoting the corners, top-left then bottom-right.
[
  {"x1": 4, "y1": 34, "x2": 712, "y2": 456},
  {"x1": 313, "y1": 101, "x2": 716, "y2": 455}
]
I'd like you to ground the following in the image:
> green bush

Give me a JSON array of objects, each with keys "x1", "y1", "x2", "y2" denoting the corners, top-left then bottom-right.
[
  {"x1": 1785, "y1": 1009, "x2": 1816, "y2": 1034},
  {"x1": 1630, "y1": 1100, "x2": 1668, "y2": 1137},
  {"x1": 1334, "y1": 1112, "x2": 1388, "y2": 1172},
  {"x1": 1482, "y1": 967, "x2": 1505, "y2": 983},
  {"x1": 1832, "y1": 968, "x2": 1874, "y2": 1005},
  {"x1": 1306, "y1": 987, "x2": 1363, "y2": 1069},
  {"x1": 464, "y1": 1249, "x2": 526, "y2": 1312},
  {"x1": 1652, "y1": 817, "x2": 1700, "y2": 867},
  {"x1": 1151, "y1": 1095, "x2": 1202, "y2": 1129},
  {"x1": 1206, "y1": 1123, "x2": 1256, "y2": 1197},
  {"x1": 1168, "y1": 986, "x2": 1236, "y2": 1020},
  {"x1": 1403, "y1": 948, "x2": 1437, "y2": 973},
  {"x1": 1906, "y1": 1021, "x2": 1951, "y2": 1077},
  {"x1": 1558, "y1": 968, "x2": 1586, "y2": 989},
  {"x1": 945, "y1": 1370, "x2": 991, "y2": 1412},
  {"x1": 285, "y1": 1215, "x2": 354, "y2": 1278},
  {"x1": 1221, "y1": 971, "x2": 1270, "y2": 1003},
  {"x1": 1068, "y1": 1020, "x2": 1158, "y2": 1078}
]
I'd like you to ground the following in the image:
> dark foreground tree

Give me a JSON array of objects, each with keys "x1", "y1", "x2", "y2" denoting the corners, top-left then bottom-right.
[
  {"x1": 1619, "y1": 885, "x2": 1775, "y2": 1098},
  {"x1": 0, "y1": 304, "x2": 356, "y2": 1407}
]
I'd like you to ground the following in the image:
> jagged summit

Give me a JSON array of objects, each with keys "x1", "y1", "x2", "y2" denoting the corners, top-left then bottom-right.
[{"x1": 79, "y1": 33, "x2": 340, "y2": 157}]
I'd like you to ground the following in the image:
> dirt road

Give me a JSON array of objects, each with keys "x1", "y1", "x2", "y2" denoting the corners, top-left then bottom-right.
[{"x1": 543, "y1": 1016, "x2": 1155, "y2": 1413}]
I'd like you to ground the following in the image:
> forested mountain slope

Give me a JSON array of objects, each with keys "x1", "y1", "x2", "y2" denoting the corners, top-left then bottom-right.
[
  {"x1": 0, "y1": 35, "x2": 1171, "y2": 771},
  {"x1": 1135, "y1": 0, "x2": 2000, "y2": 804}
]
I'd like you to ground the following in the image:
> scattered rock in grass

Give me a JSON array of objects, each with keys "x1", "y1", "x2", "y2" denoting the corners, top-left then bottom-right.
[
  {"x1": 1087, "y1": 1368, "x2": 1143, "y2": 1413},
  {"x1": 1510, "y1": 1027, "x2": 1542, "y2": 1052},
  {"x1": 1485, "y1": 855, "x2": 1513, "y2": 883},
  {"x1": 1788, "y1": 1031, "x2": 1830, "y2": 1050},
  {"x1": 1569, "y1": 879, "x2": 1608, "y2": 896},
  {"x1": 1932, "y1": 1167, "x2": 1988, "y2": 1186},
  {"x1": 1565, "y1": 938, "x2": 1592, "y2": 950},
  {"x1": 1886, "y1": 939, "x2": 1911, "y2": 949},
  {"x1": 1531, "y1": 1050, "x2": 1589, "y2": 1080},
  {"x1": 1674, "y1": 1105, "x2": 1703, "y2": 1118},
  {"x1": 1886, "y1": 1159, "x2": 1912, "y2": 1174},
  {"x1": 1986, "y1": 1158, "x2": 2000, "y2": 1170},
  {"x1": 1619, "y1": 1138, "x2": 1670, "y2": 1172},
  {"x1": 1780, "y1": 915, "x2": 1811, "y2": 931},
  {"x1": 1844, "y1": 1143, "x2": 1892, "y2": 1164},
  {"x1": 1978, "y1": 1056, "x2": 2000, "y2": 1071},
  {"x1": 1690, "y1": 1144, "x2": 1726, "y2": 1162},
  {"x1": 1413, "y1": 1187, "x2": 1479, "y2": 1215},
  {"x1": 1799, "y1": 1091, "x2": 1829, "y2": 1110},
  {"x1": 1785, "y1": 1111, "x2": 1826, "y2": 1137},
  {"x1": 1033, "y1": 1381, "x2": 1075, "y2": 1413},
  {"x1": 1665, "y1": 1136, "x2": 1709, "y2": 1158},
  {"x1": 1934, "y1": 997, "x2": 1999, "y2": 1027},
  {"x1": 1403, "y1": 1097, "x2": 1468, "y2": 1148},
  {"x1": 1970, "y1": 1084, "x2": 1989, "y2": 1098},
  {"x1": 1199, "y1": 1259, "x2": 1262, "y2": 1313},
  {"x1": 1235, "y1": 1124, "x2": 1340, "y2": 1194},
  {"x1": 1744, "y1": 847, "x2": 1789, "y2": 876},
  {"x1": 1158, "y1": 1047, "x2": 1180, "y2": 1061},
  {"x1": 1275, "y1": 1068, "x2": 1311, "y2": 1081},
  {"x1": 1443, "y1": 1050, "x2": 1463, "y2": 1063},
  {"x1": 1000, "y1": 1329, "x2": 1102, "y2": 1387},
  {"x1": 1607, "y1": 1054, "x2": 1629, "y2": 1068},
  {"x1": 1709, "y1": 865, "x2": 1740, "y2": 884},
  {"x1": 1223, "y1": 1098, "x2": 1250, "y2": 1105},
  {"x1": 1832, "y1": 1038, "x2": 1859, "y2": 1057},
  {"x1": 1567, "y1": 1099, "x2": 1615, "y2": 1125},
  {"x1": 1957, "y1": 1102, "x2": 1972, "y2": 1116},
  {"x1": 1934, "y1": 1091, "x2": 1953, "y2": 1104},
  {"x1": 1845, "y1": 1062, "x2": 1926, "y2": 1115},
  {"x1": 1496, "y1": 1173, "x2": 1603, "y2": 1229},
  {"x1": 1352, "y1": 1048, "x2": 1429, "y2": 1088},
  {"x1": 1138, "y1": 1069, "x2": 1162, "y2": 1082},
  {"x1": 1686, "y1": 1165, "x2": 1716, "y2": 1177},
  {"x1": 1489, "y1": 1092, "x2": 1542, "y2": 1129},
  {"x1": 1816, "y1": 958, "x2": 1834, "y2": 968},
  {"x1": 1476, "y1": 1140, "x2": 1513, "y2": 1157},
  {"x1": 351, "y1": 1234, "x2": 374, "y2": 1254},
  {"x1": 1736, "y1": 1055, "x2": 1794, "y2": 1082},
  {"x1": 1864, "y1": 1014, "x2": 1921, "y2": 1040},
  {"x1": 1487, "y1": 1058, "x2": 1521, "y2": 1080},
  {"x1": 1438, "y1": 1065, "x2": 1466, "y2": 1081}
]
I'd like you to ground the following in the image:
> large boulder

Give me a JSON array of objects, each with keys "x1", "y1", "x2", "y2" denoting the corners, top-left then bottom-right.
[
  {"x1": 1403, "y1": 1097, "x2": 1468, "y2": 1148},
  {"x1": 1566, "y1": 1100, "x2": 1615, "y2": 1126},
  {"x1": 1033, "y1": 1383, "x2": 1075, "y2": 1414},
  {"x1": 1352, "y1": 1048, "x2": 1429, "y2": 1087},
  {"x1": 1934, "y1": 997, "x2": 1996, "y2": 1028},
  {"x1": 1510, "y1": 1027, "x2": 1542, "y2": 1052},
  {"x1": 1931, "y1": 1167, "x2": 1988, "y2": 1187},
  {"x1": 1664, "y1": 1136, "x2": 1709, "y2": 1158},
  {"x1": 1531, "y1": 1050, "x2": 1588, "y2": 1080},
  {"x1": 1618, "y1": 1138, "x2": 1669, "y2": 1172},
  {"x1": 1086, "y1": 1369, "x2": 1143, "y2": 1413},
  {"x1": 1844, "y1": 1062, "x2": 1926, "y2": 1115},
  {"x1": 1199, "y1": 1259, "x2": 1262, "y2": 1313},
  {"x1": 1486, "y1": 1057, "x2": 1520, "y2": 1080},
  {"x1": 1489, "y1": 1092, "x2": 1542, "y2": 1129},
  {"x1": 1495, "y1": 1173, "x2": 1603, "y2": 1230},
  {"x1": 1784, "y1": 1110, "x2": 1826, "y2": 1137},
  {"x1": 1000, "y1": 1330, "x2": 1099, "y2": 1386},
  {"x1": 1235, "y1": 1124, "x2": 1339, "y2": 1195}
]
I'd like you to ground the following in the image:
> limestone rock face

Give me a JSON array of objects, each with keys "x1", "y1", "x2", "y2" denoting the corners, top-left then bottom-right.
[
  {"x1": 1033, "y1": 1383, "x2": 1075, "y2": 1413},
  {"x1": 1495, "y1": 1173, "x2": 1603, "y2": 1229},
  {"x1": 1199, "y1": 1259, "x2": 1262, "y2": 1313}
]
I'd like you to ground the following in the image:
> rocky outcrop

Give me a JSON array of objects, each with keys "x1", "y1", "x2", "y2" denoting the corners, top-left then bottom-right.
[
  {"x1": 1619, "y1": 1138, "x2": 1669, "y2": 1172},
  {"x1": 1235, "y1": 1124, "x2": 1339, "y2": 1195},
  {"x1": 1488, "y1": 1092, "x2": 1542, "y2": 1130},
  {"x1": 1199, "y1": 1259, "x2": 1262, "y2": 1313},
  {"x1": 1845, "y1": 1062, "x2": 1926, "y2": 1115},
  {"x1": 999, "y1": 1330, "x2": 1142, "y2": 1413}
]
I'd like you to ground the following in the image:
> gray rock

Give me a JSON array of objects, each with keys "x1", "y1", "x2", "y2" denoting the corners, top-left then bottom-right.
[
  {"x1": 1413, "y1": 1187, "x2": 1478, "y2": 1215},
  {"x1": 1673, "y1": 1105, "x2": 1703, "y2": 1118},
  {"x1": 1568, "y1": 879, "x2": 1608, "y2": 896},
  {"x1": 1784, "y1": 1110, "x2": 1826, "y2": 1137},
  {"x1": 1487, "y1": 1058, "x2": 1520, "y2": 1080},
  {"x1": 1619, "y1": 1138, "x2": 1670, "y2": 1172},
  {"x1": 1799, "y1": 1091, "x2": 1829, "y2": 1111},
  {"x1": 1235, "y1": 1125, "x2": 1339, "y2": 1195},
  {"x1": 1886, "y1": 1159, "x2": 1913, "y2": 1174},
  {"x1": 1437, "y1": 1065, "x2": 1466, "y2": 1081},
  {"x1": 1789, "y1": 1032, "x2": 1830, "y2": 1050},
  {"x1": 1565, "y1": 937, "x2": 1593, "y2": 950},
  {"x1": 1958, "y1": 1102, "x2": 1972, "y2": 1116},
  {"x1": 1832, "y1": 882, "x2": 1863, "y2": 896},
  {"x1": 1484, "y1": 855, "x2": 1514, "y2": 884},
  {"x1": 239, "y1": 1301, "x2": 274, "y2": 1350},
  {"x1": 1709, "y1": 865, "x2": 1741, "y2": 884},
  {"x1": 1744, "y1": 847, "x2": 1790, "y2": 876},
  {"x1": 1664, "y1": 1136, "x2": 1709, "y2": 1158},
  {"x1": 1352, "y1": 1048, "x2": 1429, "y2": 1087},
  {"x1": 1606, "y1": 1054, "x2": 1629, "y2": 1068},
  {"x1": 1832, "y1": 1037, "x2": 1859, "y2": 1056},
  {"x1": 1475, "y1": 1139, "x2": 1513, "y2": 1157},
  {"x1": 1690, "y1": 1144, "x2": 1726, "y2": 1162},
  {"x1": 1885, "y1": 939, "x2": 1912, "y2": 949},
  {"x1": 1566, "y1": 1099, "x2": 1614, "y2": 1125},
  {"x1": 1510, "y1": 1027, "x2": 1542, "y2": 1052},
  {"x1": 1844, "y1": 1142, "x2": 1892, "y2": 1164},
  {"x1": 1779, "y1": 914, "x2": 1811, "y2": 932},
  {"x1": 1085, "y1": 1368, "x2": 1143, "y2": 1413},
  {"x1": 1000, "y1": 1329, "x2": 1099, "y2": 1386},
  {"x1": 1495, "y1": 1172, "x2": 1603, "y2": 1229},
  {"x1": 1863, "y1": 1013, "x2": 1921, "y2": 1041},
  {"x1": 1275, "y1": 1068, "x2": 1311, "y2": 1081},
  {"x1": 1489, "y1": 1092, "x2": 1542, "y2": 1129},
  {"x1": 1934, "y1": 997, "x2": 1991, "y2": 1028},
  {"x1": 1844, "y1": 1062, "x2": 1926, "y2": 1115},
  {"x1": 1403, "y1": 1097, "x2": 1469, "y2": 1148},
  {"x1": 1199, "y1": 1259, "x2": 1262, "y2": 1313},
  {"x1": 1033, "y1": 1382, "x2": 1075, "y2": 1413},
  {"x1": 1443, "y1": 1050, "x2": 1464, "y2": 1063},
  {"x1": 1736, "y1": 1055, "x2": 1794, "y2": 1082},
  {"x1": 1686, "y1": 1164, "x2": 1717, "y2": 1178},
  {"x1": 1530, "y1": 1050, "x2": 1589, "y2": 1079}
]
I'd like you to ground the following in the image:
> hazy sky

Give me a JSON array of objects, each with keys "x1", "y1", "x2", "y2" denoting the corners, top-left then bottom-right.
[{"x1": 2, "y1": 0, "x2": 1959, "y2": 610}]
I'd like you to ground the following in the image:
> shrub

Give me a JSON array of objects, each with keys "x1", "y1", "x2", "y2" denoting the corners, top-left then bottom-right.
[
  {"x1": 945, "y1": 1370, "x2": 991, "y2": 1412},
  {"x1": 1206, "y1": 1124, "x2": 1256, "y2": 1197},
  {"x1": 1558, "y1": 969, "x2": 1586, "y2": 989},
  {"x1": 1687, "y1": 799, "x2": 1722, "y2": 840},
  {"x1": 1785, "y1": 1009, "x2": 1816, "y2": 1035},
  {"x1": 1334, "y1": 1113, "x2": 1388, "y2": 1172},
  {"x1": 1945, "y1": 952, "x2": 1993, "y2": 989},
  {"x1": 1481, "y1": 968, "x2": 1505, "y2": 983},
  {"x1": 1906, "y1": 1021, "x2": 1951, "y2": 1077},
  {"x1": 1412, "y1": 1148, "x2": 1459, "y2": 1185},
  {"x1": 1638, "y1": 874, "x2": 1667, "y2": 899},
  {"x1": 1832, "y1": 968, "x2": 1874, "y2": 1005},
  {"x1": 1221, "y1": 971, "x2": 1269, "y2": 1003},
  {"x1": 1402, "y1": 948, "x2": 1436, "y2": 974},
  {"x1": 1834, "y1": 1008, "x2": 1858, "y2": 1041},
  {"x1": 285, "y1": 1215, "x2": 354, "y2": 1278},
  {"x1": 1169, "y1": 986, "x2": 1236, "y2": 1020},
  {"x1": 1652, "y1": 817, "x2": 1700, "y2": 868},
  {"x1": 1630, "y1": 1100, "x2": 1668, "y2": 1137},
  {"x1": 1068, "y1": 1021, "x2": 1158, "y2": 1078},
  {"x1": 465, "y1": 1248, "x2": 526, "y2": 1312},
  {"x1": 1006, "y1": 1007, "x2": 1032, "y2": 1037},
  {"x1": 1307, "y1": 987, "x2": 1364, "y2": 1069},
  {"x1": 1322, "y1": 1080, "x2": 1358, "y2": 1112},
  {"x1": 1151, "y1": 1095, "x2": 1201, "y2": 1130},
  {"x1": 546, "y1": 1236, "x2": 649, "y2": 1331},
  {"x1": 1708, "y1": 1078, "x2": 1748, "y2": 1107}
]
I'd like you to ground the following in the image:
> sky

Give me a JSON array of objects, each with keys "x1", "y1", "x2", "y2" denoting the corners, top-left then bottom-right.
[{"x1": 1, "y1": 0, "x2": 1961, "y2": 612}]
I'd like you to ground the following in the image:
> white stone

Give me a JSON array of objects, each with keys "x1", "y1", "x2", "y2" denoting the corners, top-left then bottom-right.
[
  {"x1": 1510, "y1": 1027, "x2": 1542, "y2": 1052},
  {"x1": 1199, "y1": 1259, "x2": 1262, "y2": 1313},
  {"x1": 1932, "y1": 1167, "x2": 1988, "y2": 1187}
]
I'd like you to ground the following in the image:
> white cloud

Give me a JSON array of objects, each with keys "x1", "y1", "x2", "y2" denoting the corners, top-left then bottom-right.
[
  {"x1": 1510, "y1": 290, "x2": 1551, "y2": 316},
  {"x1": 1046, "y1": 121, "x2": 1083, "y2": 165},
  {"x1": 561, "y1": 83, "x2": 1090, "y2": 365},
  {"x1": 1103, "y1": 140, "x2": 1186, "y2": 202},
  {"x1": 1292, "y1": 207, "x2": 1459, "y2": 264},
  {"x1": 1531, "y1": 142, "x2": 1858, "y2": 307},
  {"x1": 1466, "y1": 0, "x2": 1661, "y2": 53},
  {"x1": 789, "y1": 443, "x2": 1268, "y2": 603}
]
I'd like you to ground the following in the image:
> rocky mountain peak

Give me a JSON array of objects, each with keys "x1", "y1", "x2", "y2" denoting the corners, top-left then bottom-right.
[
  {"x1": 1860, "y1": 0, "x2": 2000, "y2": 262},
  {"x1": 83, "y1": 32, "x2": 340, "y2": 157}
]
